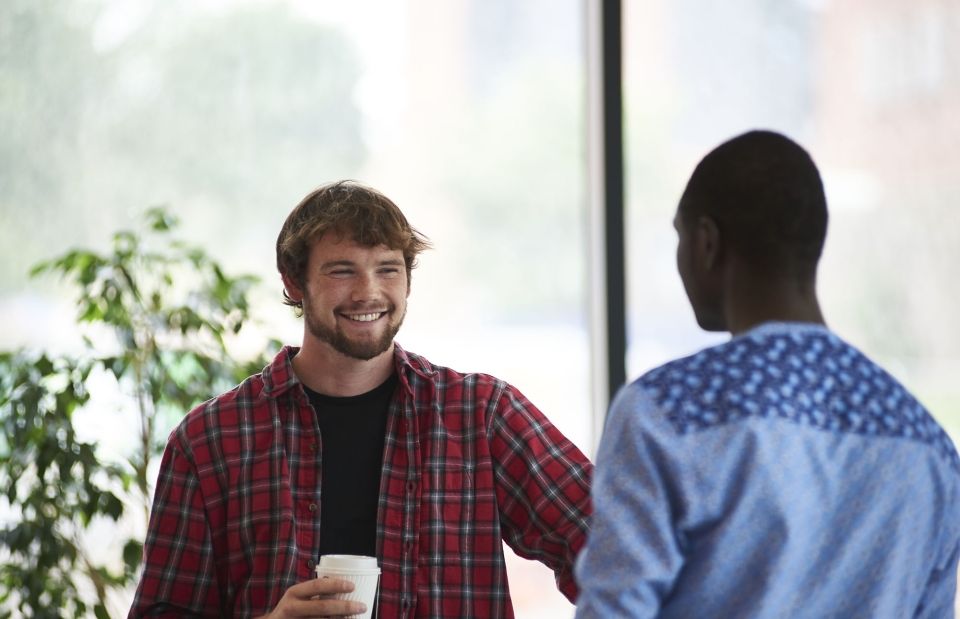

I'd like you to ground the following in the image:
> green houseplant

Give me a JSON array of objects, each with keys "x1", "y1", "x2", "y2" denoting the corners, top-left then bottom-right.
[{"x1": 0, "y1": 208, "x2": 277, "y2": 618}]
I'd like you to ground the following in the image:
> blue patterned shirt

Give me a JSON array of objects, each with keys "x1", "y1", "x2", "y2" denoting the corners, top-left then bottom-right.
[{"x1": 576, "y1": 322, "x2": 960, "y2": 618}]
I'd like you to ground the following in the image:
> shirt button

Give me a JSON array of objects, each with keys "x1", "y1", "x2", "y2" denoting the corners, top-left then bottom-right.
[
  {"x1": 307, "y1": 559, "x2": 316, "y2": 570},
  {"x1": 308, "y1": 502, "x2": 318, "y2": 512},
  {"x1": 406, "y1": 482, "x2": 416, "y2": 493}
]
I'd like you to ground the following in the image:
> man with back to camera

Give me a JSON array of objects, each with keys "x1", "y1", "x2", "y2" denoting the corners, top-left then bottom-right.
[
  {"x1": 129, "y1": 180, "x2": 593, "y2": 617},
  {"x1": 574, "y1": 130, "x2": 960, "y2": 618}
]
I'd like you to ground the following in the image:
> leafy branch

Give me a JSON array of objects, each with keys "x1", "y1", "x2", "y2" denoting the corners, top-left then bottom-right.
[{"x1": 0, "y1": 207, "x2": 277, "y2": 617}]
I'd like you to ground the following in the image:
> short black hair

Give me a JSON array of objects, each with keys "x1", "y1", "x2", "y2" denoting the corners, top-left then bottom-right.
[{"x1": 679, "y1": 130, "x2": 828, "y2": 278}]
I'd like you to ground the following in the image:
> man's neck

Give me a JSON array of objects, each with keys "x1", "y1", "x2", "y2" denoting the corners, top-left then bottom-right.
[
  {"x1": 291, "y1": 339, "x2": 396, "y2": 397},
  {"x1": 724, "y1": 268, "x2": 826, "y2": 336}
]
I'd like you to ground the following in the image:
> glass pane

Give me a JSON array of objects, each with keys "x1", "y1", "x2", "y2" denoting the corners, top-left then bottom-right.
[
  {"x1": 0, "y1": 1, "x2": 587, "y2": 616},
  {"x1": 625, "y1": 0, "x2": 959, "y2": 609},
  {"x1": 625, "y1": 0, "x2": 960, "y2": 439}
]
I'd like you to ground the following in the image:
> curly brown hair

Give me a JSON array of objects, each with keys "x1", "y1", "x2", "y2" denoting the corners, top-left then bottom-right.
[{"x1": 276, "y1": 180, "x2": 431, "y2": 311}]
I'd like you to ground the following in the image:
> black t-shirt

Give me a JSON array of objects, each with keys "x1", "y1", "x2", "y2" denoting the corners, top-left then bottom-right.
[{"x1": 304, "y1": 374, "x2": 395, "y2": 558}]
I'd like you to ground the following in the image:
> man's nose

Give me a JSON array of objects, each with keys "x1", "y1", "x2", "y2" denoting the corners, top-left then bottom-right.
[{"x1": 351, "y1": 272, "x2": 379, "y2": 302}]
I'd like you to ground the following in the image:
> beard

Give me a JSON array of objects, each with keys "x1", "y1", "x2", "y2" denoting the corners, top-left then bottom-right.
[{"x1": 303, "y1": 301, "x2": 406, "y2": 361}]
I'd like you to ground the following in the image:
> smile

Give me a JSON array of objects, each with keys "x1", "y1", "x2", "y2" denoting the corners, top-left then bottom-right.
[{"x1": 342, "y1": 311, "x2": 386, "y2": 322}]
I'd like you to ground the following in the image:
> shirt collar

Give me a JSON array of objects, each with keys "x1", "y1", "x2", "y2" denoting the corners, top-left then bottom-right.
[
  {"x1": 260, "y1": 342, "x2": 437, "y2": 399},
  {"x1": 735, "y1": 320, "x2": 834, "y2": 341}
]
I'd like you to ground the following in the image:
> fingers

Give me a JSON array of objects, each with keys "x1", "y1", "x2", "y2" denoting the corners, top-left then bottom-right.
[
  {"x1": 283, "y1": 577, "x2": 365, "y2": 617},
  {"x1": 309, "y1": 576, "x2": 356, "y2": 597},
  {"x1": 320, "y1": 599, "x2": 368, "y2": 617}
]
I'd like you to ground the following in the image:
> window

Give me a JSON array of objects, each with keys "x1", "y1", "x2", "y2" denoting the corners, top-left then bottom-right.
[
  {"x1": 624, "y1": 0, "x2": 960, "y2": 477},
  {"x1": 0, "y1": 1, "x2": 589, "y2": 615}
]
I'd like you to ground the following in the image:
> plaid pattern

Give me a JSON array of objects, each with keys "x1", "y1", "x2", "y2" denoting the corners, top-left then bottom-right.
[{"x1": 130, "y1": 345, "x2": 592, "y2": 618}]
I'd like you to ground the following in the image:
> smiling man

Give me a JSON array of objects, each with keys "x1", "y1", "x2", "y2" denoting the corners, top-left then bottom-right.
[{"x1": 130, "y1": 181, "x2": 593, "y2": 618}]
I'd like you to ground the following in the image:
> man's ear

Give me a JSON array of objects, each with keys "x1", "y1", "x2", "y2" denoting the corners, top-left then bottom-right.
[
  {"x1": 281, "y1": 273, "x2": 304, "y2": 303},
  {"x1": 695, "y1": 215, "x2": 722, "y2": 271}
]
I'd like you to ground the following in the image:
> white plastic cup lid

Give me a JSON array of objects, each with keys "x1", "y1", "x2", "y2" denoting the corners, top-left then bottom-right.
[{"x1": 317, "y1": 554, "x2": 379, "y2": 570}]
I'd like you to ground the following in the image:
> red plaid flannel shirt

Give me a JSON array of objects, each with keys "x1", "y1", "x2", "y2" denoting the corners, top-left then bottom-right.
[{"x1": 130, "y1": 344, "x2": 593, "y2": 618}]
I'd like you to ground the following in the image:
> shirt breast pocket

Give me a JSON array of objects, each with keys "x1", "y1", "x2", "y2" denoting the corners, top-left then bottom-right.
[{"x1": 425, "y1": 458, "x2": 478, "y2": 553}]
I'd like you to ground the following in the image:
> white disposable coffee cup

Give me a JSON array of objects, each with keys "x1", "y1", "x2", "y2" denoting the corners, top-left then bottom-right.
[{"x1": 315, "y1": 554, "x2": 381, "y2": 619}]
